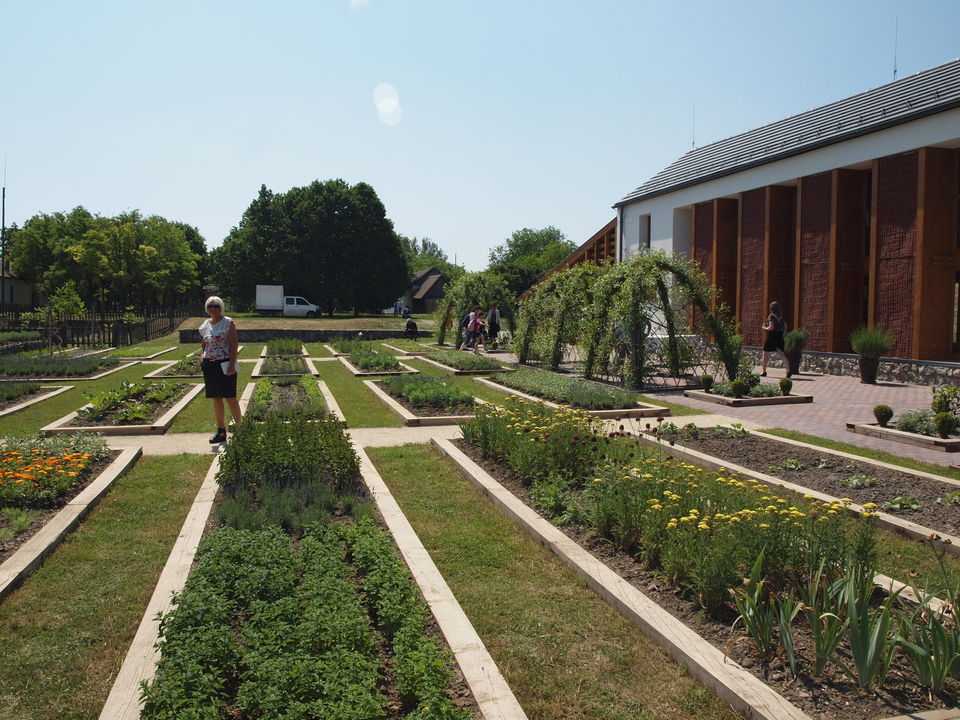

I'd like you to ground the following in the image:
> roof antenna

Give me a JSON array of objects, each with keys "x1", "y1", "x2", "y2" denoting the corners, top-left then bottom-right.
[
  {"x1": 692, "y1": 104, "x2": 696, "y2": 149},
  {"x1": 893, "y1": 16, "x2": 898, "y2": 81}
]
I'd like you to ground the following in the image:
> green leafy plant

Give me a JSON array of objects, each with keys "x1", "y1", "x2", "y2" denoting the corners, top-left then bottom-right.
[
  {"x1": 783, "y1": 459, "x2": 805, "y2": 471},
  {"x1": 700, "y1": 374, "x2": 713, "y2": 392},
  {"x1": 783, "y1": 328, "x2": 810, "y2": 353},
  {"x1": 841, "y1": 474, "x2": 878, "y2": 488},
  {"x1": 494, "y1": 367, "x2": 639, "y2": 410},
  {"x1": 873, "y1": 404, "x2": 894, "y2": 427},
  {"x1": 779, "y1": 377, "x2": 792, "y2": 396},
  {"x1": 882, "y1": 496, "x2": 921, "y2": 511},
  {"x1": 730, "y1": 551, "x2": 777, "y2": 661},
  {"x1": 936, "y1": 491, "x2": 960, "y2": 506},
  {"x1": 351, "y1": 350, "x2": 402, "y2": 372},
  {"x1": 895, "y1": 409, "x2": 936, "y2": 437},
  {"x1": 265, "y1": 338, "x2": 303, "y2": 356},
  {"x1": 425, "y1": 349, "x2": 504, "y2": 373},
  {"x1": 730, "y1": 379, "x2": 746, "y2": 398},
  {"x1": 931, "y1": 385, "x2": 960, "y2": 416}
]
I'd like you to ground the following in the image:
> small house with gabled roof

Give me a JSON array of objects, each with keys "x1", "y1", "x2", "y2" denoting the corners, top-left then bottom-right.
[{"x1": 615, "y1": 57, "x2": 960, "y2": 361}]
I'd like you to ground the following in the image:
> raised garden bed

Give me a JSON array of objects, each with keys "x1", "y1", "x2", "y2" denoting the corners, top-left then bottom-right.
[
  {"x1": 364, "y1": 380, "x2": 475, "y2": 426},
  {"x1": 846, "y1": 421, "x2": 960, "y2": 452},
  {"x1": 0, "y1": 385, "x2": 73, "y2": 419},
  {"x1": 338, "y1": 356, "x2": 418, "y2": 377},
  {"x1": 475, "y1": 376, "x2": 669, "y2": 419},
  {"x1": 243, "y1": 375, "x2": 327, "y2": 421},
  {"x1": 117, "y1": 347, "x2": 179, "y2": 361},
  {"x1": 684, "y1": 388, "x2": 813, "y2": 406},
  {"x1": 2, "y1": 359, "x2": 139, "y2": 381},
  {"x1": 381, "y1": 341, "x2": 428, "y2": 356},
  {"x1": 0, "y1": 447, "x2": 139, "y2": 604},
  {"x1": 251, "y1": 355, "x2": 319, "y2": 378},
  {"x1": 41, "y1": 383, "x2": 205, "y2": 436},
  {"x1": 422, "y1": 349, "x2": 509, "y2": 375}
]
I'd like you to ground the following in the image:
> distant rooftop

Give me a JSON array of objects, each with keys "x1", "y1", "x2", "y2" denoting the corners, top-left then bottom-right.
[{"x1": 616, "y1": 57, "x2": 960, "y2": 207}]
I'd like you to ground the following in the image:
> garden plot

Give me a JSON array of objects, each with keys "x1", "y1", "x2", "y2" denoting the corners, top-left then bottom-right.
[
  {"x1": 117, "y1": 346, "x2": 179, "y2": 361},
  {"x1": 475, "y1": 374, "x2": 669, "y2": 419},
  {"x1": 104, "y1": 414, "x2": 504, "y2": 720},
  {"x1": 41, "y1": 381, "x2": 204, "y2": 436},
  {"x1": 449, "y1": 400, "x2": 960, "y2": 720},
  {"x1": 251, "y1": 354, "x2": 320, "y2": 378},
  {"x1": 0, "y1": 384, "x2": 73, "y2": 419},
  {"x1": 242, "y1": 375, "x2": 328, "y2": 421},
  {"x1": 364, "y1": 379, "x2": 475, "y2": 427},
  {"x1": 419, "y1": 350, "x2": 512, "y2": 375},
  {"x1": 846, "y1": 421, "x2": 960, "y2": 452},
  {"x1": 0, "y1": 354, "x2": 139, "y2": 381},
  {"x1": 380, "y1": 341, "x2": 429, "y2": 356},
  {"x1": 0, "y1": 447, "x2": 139, "y2": 604},
  {"x1": 684, "y1": 387, "x2": 813, "y2": 406},
  {"x1": 338, "y1": 355, "x2": 418, "y2": 377},
  {"x1": 143, "y1": 346, "x2": 247, "y2": 378}
]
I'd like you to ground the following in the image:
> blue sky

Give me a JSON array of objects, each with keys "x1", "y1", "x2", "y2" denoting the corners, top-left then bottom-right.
[{"x1": 2, "y1": 1, "x2": 959, "y2": 272}]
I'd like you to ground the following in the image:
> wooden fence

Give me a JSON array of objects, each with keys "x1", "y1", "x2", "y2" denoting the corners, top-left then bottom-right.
[{"x1": 26, "y1": 304, "x2": 201, "y2": 349}]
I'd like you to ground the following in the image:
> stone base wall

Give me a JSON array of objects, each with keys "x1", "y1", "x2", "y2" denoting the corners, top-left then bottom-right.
[
  {"x1": 746, "y1": 347, "x2": 960, "y2": 387},
  {"x1": 179, "y1": 328, "x2": 433, "y2": 344}
]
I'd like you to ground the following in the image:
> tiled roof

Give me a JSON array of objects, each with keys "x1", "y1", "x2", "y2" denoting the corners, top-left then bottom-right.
[
  {"x1": 412, "y1": 273, "x2": 444, "y2": 299},
  {"x1": 616, "y1": 57, "x2": 960, "y2": 207}
]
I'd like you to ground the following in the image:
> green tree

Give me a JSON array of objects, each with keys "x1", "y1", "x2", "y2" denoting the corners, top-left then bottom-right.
[
  {"x1": 210, "y1": 179, "x2": 410, "y2": 316},
  {"x1": 487, "y1": 226, "x2": 576, "y2": 297},
  {"x1": 400, "y1": 235, "x2": 464, "y2": 282}
]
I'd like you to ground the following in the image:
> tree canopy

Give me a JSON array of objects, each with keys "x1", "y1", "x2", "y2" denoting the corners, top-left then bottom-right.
[
  {"x1": 209, "y1": 180, "x2": 409, "y2": 315},
  {"x1": 487, "y1": 226, "x2": 576, "y2": 298},
  {"x1": 399, "y1": 235, "x2": 464, "y2": 282},
  {"x1": 7, "y1": 207, "x2": 204, "y2": 307}
]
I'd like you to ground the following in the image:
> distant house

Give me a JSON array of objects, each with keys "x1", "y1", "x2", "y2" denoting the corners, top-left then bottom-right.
[
  {"x1": 0, "y1": 264, "x2": 36, "y2": 307},
  {"x1": 406, "y1": 267, "x2": 448, "y2": 315}
]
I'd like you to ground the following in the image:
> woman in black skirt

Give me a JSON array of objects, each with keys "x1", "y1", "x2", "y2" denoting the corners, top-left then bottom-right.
[
  {"x1": 199, "y1": 296, "x2": 241, "y2": 443},
  {"x1": 760, "y1": 301, "x2": 790, "y2": 378}
]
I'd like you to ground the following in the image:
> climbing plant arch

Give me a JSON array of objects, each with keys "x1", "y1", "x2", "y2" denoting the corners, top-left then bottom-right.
[
  {"x1": 511, "y1": 250, "x2": 747, "y2": 389},
  {"x1": 433, "y1": 272, "x2": 516, "y2": 347}
]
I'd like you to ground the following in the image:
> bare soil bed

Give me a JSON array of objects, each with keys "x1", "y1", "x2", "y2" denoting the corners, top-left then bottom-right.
[
  {"x1": 651, "y1": 426, "x2": 960, "y2": 537},
  {"x1": 452, "y1": 438, "x2": 960, "y2": 720},
  {"x1": 373, "y1": 381, "x2": 474, "y2": 418},
  {"x1": 0, "y1": 451, "x2": 122, "y2": 566}
]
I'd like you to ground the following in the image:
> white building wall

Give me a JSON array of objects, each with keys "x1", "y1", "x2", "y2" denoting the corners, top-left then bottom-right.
[{"x1": 617, "y1": 106, "x2": 960, "y2": 257}]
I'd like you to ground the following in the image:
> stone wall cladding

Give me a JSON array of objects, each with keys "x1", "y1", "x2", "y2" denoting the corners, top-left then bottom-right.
[{"x1": 746, "y1": 348, "x2": 960, "y2": 387}]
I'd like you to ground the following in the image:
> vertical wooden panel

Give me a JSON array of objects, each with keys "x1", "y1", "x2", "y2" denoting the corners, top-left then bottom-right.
[
  {"x1": 766, "y1": 185, "x2": 797, "y2": 329},
  {"x1": 797, "y1": 173, "x2": 832, "y2": 351},
  {"x1": 914, "y1": 147, "x2": 960, "y2": 360},
  {"x1": 714, "y1": 198, "x2": 739, "y2": 312},
  {"x1": 830, "y1": 169, "x2": 869, "y2": 352},
  {"x1": 739, "y1": 189, "x2": 766, "y2": 346}
]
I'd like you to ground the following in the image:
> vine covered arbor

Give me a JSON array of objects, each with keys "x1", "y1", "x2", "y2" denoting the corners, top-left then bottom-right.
[{"x1": 511, "y1": 251, "x2": 746, "y2": 390}]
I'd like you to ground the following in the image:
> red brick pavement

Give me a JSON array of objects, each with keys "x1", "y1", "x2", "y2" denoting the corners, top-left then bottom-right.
[{"x1": 644, "y1": 369, "x2": 959, "y2": 468}]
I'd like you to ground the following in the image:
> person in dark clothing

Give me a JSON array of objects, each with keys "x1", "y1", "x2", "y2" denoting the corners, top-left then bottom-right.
[{"x1": 760, "y1": 301, "x2": 790, "y2": 377}]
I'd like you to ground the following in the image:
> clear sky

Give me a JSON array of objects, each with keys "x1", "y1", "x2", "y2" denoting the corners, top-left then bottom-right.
[{"x1": 2, "y1": 0, "x2": 958, "y2": 272}]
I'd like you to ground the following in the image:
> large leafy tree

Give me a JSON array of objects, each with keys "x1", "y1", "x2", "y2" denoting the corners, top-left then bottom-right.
[
  {"x1": 487, "y1": 226, "x2": 576, "y2": 298},
  {"x1": 399, "y1": 235, "x2": 464, "y2": 282},
  {"x1": 8, "y1": 207, "x2": 202, "y2": 307},
  {"x1": 210, "y1": 180, "x2": 410, "y2": 316}
]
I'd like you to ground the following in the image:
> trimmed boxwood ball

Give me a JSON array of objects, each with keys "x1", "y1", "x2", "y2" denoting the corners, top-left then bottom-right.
[
  {"x1": 779, "y1": 377, "x2": 793, "y2": 396},
  {"x1": 730, "y1": 379, "x2": 747, "y2": 398},
  {"x1": 700, "y1": 374, "x2": 714, "y2": 392},
  {"x1": 873, "y1": 404, "x2": 894, "y2": 427},
  {"x1": 934, "y1": 412, "x2": 958, "y2": 439}
]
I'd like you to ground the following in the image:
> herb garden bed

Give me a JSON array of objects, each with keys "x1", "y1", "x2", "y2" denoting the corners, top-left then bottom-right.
[
  {"x1": 251, "y1": 355, "x2": 319, "y2": 378},
  {"x1": 5, "y1": 359, "x2": 139, "y2": 381},
  {"x1": 437, "y1": 436, "x2": 960, "y2": 720},
  {"x1": 474, "y1": 376, "x2": 669, "y2": 419},
  {"x1": 0, "y1": 385, "x2": 73, "y2": 419},
  {"x1": 380, "y1": 342, "x2": 428, "y2": 356},
  {"x1": 846, "y1": 422, "x2": 960, "y2": 453},
  {"x1": 338, "y1": 356, "x2": 418, "y2": 377},
  {"x1": 40, "y1": 383, "x2": 204, "y2": 436},
  {"x1": 684, "y1": 388, "x2": 813, "y2": 406},
  {"x1": 117, "y1": 347, "x2": 179, "y2": 361},
  {"x1": 243, "y1": 375, "x2": 328, "y2": 421},
  {"x1": 364, "y1": 380, "x2": 476, "y2": 426},
  {"x1": 648, "y1": 424, "x2": 960, "y2": 547},
  {"x1": 421, "y1": 350, "x2": 510, "y2": 375}
]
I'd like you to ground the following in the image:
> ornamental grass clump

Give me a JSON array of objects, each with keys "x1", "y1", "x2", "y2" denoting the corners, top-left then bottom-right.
[{"x1": 0, "y1": 432, "x2": 109, "y2": 507}]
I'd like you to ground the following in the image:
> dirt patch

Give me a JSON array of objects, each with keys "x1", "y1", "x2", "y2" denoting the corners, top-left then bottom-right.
[
  {"x1": 451, "y1": 438, "x2": 960, "y2": 720},
  {"x1": 0, "y1": 451, "x2": 122, "y2": 566},
  {"x1": 649, "y1": 424, "x2": 960, "y2": 537}
]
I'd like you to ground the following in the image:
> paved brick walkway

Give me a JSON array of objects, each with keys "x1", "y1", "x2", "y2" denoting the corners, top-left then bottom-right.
[{"x1": 644, "y1": 368, "x2": 958, "y2": 468}]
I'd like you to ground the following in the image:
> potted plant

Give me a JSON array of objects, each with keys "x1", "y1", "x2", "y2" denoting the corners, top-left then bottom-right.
[
  {"x1": 783, "y1": 328, "x2": 810, "y2": 377},
  {"x1": 849, "y1": 324, "x2": 893, "y2": 384}
]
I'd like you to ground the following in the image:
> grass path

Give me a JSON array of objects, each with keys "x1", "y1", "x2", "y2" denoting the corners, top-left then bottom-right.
[{"x1": 0, "y1": 454, "x2": 212, "y2": 720}]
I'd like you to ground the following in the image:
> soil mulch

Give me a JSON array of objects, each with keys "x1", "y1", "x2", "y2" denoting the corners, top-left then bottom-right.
[
  {"x1": 451, "y1": 438, "x2": 960, "y2": 720},
  {"x1": 0, "y1": 451, "x2": 122, "y2": 566},
  {"x1": 373, "y1": 381, "x2": 474, "y2": 418},
  {"x1": 650, "y1": 426, "x2": 960, "y2": 537},
  {"x1": 65, "y1": 383, "x2": 191, "y2": 427}
]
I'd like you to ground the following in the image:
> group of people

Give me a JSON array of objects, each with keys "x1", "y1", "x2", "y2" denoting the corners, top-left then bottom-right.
[{"x1": 458, "y1": 304, "x2": 500, "y2": 354}]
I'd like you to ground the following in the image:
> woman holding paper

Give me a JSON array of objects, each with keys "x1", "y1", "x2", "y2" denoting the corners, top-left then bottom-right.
[{"x1": 199, "y1": 296, "x2": 241, "y2": 444}]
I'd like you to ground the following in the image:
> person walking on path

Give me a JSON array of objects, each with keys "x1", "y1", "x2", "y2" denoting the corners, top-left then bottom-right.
[
  {"x1": 486, "y1": 304, "x2": 501, "y2": 347},
  {"x1": 199, "y1": 296, "x2": 242, "y2": 444},
  {"x1": 459, "y1": 305, "x2": 480, "y2": 351},
  {"x1": 469, "y1": 311, "x2": 487, "y2": 353},
  {"x1": 760, "y1": 301, "x2": 790, "y2": 377}
]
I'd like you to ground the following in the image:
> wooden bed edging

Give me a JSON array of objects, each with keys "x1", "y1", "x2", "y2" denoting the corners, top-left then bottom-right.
[
  {"x1": 355, "y1": 445, "x2": 528, "y2": 720},
  {"x1": 432, "y1": 437, "x2": 811, "y2": 720},
  {"x1": 99, "y1": 454, "x2": 222, "y2": 720},
  {"x1": 363, "y1": 379, "x2": 474, "y2": 426},
  {"x1": 473, "y1": 376, "x2": 670, "y2": 419}
]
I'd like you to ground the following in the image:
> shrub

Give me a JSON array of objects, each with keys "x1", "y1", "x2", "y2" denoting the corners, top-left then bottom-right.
[
  {"x1": 931, "y1": 386, "x2": 960, "y2": 416},
  {"x1": 730, "y1": 379, "x2": 747, "y2": 398},
  {"x1": 934, "y1": 412, "x2": 958, "y2": 439},
  {"x1": 779, "y1": 377, "x2": 793, "y2": 396},
  {"x1": 873, "y1": 404, "x2": 893, "y2": 427},
  {"x1": 783, "y1": 328, "x2": 810, "y2": 353},
  {"x1": 700, "y1": 374, "x2": 713, "y2": 392}
]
